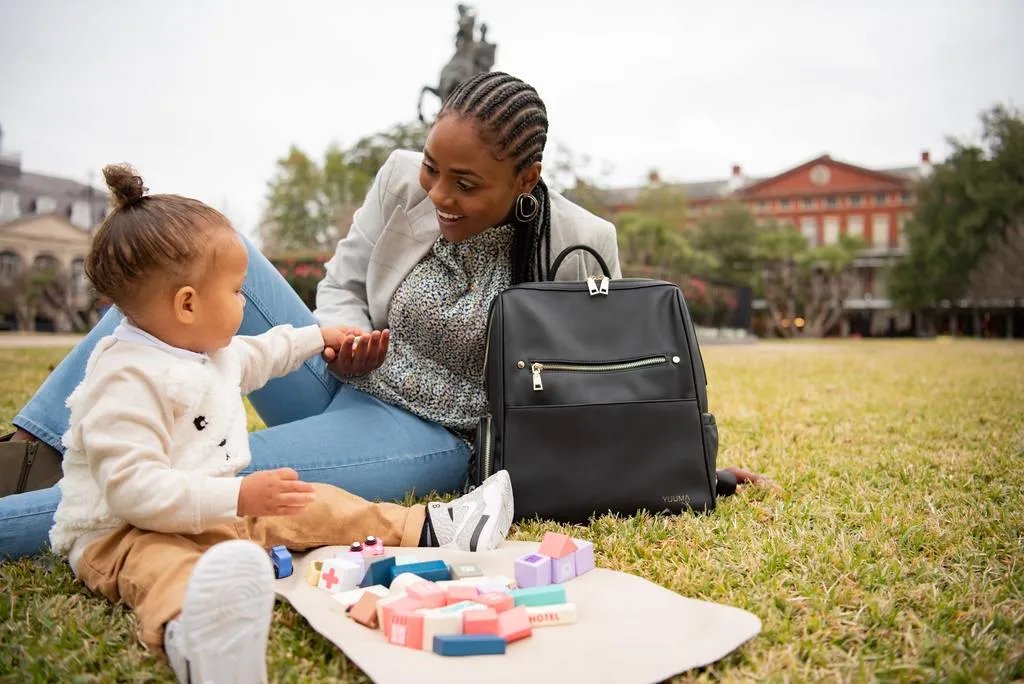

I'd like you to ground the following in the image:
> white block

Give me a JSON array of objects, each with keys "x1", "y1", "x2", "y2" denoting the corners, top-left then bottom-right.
[
  {"x1": 317, "y1": 558, "x2": 362, "y2": 594},
  {"x1": 330, "y1": 585, "x2": 389, "y2": 612},
  {"x1": 526, "y1": 602, "x2": 578, "y2": 627},
  {"x1": 417, "y1": 607, "x2": 463, "y2": 650},
  {"x1": 394, "y1": 555, "x2": 418, "y2": 566}
]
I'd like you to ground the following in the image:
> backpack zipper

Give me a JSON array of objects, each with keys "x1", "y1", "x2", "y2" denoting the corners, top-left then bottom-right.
[
  {"x1": 529, "y1": 356, "x2": 670, "y2": 391},
  {"x1": 481, "y1": 414, "x2": 494, "y2": 480}
]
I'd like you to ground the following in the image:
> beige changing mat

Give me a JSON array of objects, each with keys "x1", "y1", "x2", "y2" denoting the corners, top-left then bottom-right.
[{"x1": 274, "y1": 541, "x2": 761, "y2": 683}]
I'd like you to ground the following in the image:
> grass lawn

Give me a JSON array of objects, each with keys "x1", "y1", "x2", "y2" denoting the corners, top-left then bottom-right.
[{"x1": 1, "y1": 339, "x2": 1022, "y2": 681}]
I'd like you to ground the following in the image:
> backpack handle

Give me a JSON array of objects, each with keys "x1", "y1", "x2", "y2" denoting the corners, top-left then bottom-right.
[{"x1": 549, "y1": 244, "x2": 612, "y2": 281}]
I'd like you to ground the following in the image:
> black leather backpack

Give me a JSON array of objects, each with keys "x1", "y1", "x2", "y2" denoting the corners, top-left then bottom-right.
[{"x1": 468, "y1": 245, "x2": 719, "y2": 523}]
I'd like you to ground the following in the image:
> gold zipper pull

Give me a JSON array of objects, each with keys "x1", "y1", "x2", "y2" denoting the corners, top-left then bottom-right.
[{"x1": 531, "y1": 363, "x2": 544, "y2": 391}]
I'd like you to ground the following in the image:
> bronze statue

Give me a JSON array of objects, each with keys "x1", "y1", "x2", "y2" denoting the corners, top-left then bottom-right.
[{"x1": 418, "y1": 4, "x2": 497, "y2": 124}]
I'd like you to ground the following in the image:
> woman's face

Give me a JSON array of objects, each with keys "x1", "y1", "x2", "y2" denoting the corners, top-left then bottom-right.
[{"x1": 419, "y1": 115, "x2": 540, "y2": 243}]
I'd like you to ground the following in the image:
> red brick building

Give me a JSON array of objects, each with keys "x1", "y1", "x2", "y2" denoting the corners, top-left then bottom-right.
[{"x1": 602, "y1": 152, "x2": 935, "y2": 337}]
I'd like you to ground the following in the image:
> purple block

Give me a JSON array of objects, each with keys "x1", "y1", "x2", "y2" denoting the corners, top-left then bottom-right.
[
  {"x1": 551, "y1": 553, "x2": 576, "y2": 584},
  {"x1": 514, "y1": 553, "x2": 552, "y2": 588},
  {"x1": 572, "y1": 539, "x2": 595, "y2": 575}
]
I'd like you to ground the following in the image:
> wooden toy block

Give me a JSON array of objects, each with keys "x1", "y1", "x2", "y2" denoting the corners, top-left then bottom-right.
[
  {"x1": 436, "y1": 600, "x2": 488, "y2": 616},
  {"x1": 305, "y1": 560, "x2": 324, "y2": 587},
  {"x1": 388, "y1": 610, "x2": 424, "y2": 649},
  {"x1": 389, "y1": 559, "x2": 450, "y2": 583},
  {"x1": 525, "y1": 602, "x2": 578, "y2": 627},
  {"x1": 337, "y1": 550, "x2": 366, "y2": 572},
  {"x1": 572, "y1": 539, "x2": 595, "y2": 576},
  {"x1": 514, "y1": 553, "x2": 552, "y2": 588},
  {"x1": 417, "y1": 608, "x2": 464, "y2": 651},
  {"x1": 450, "y1": 562, "x2": 483, "y2": 580},
  {"x1": 407, "y1": 581, "x2": 447, "y2": 609},
  {"x1": 446, "y1": 585, "x2": 479, "y2": 605},
  {"x1": 496, "y1": 606, "x2": 532, "y2": 643},
  {"x1": 379, "y1": 596, "x2": 422, "y2": 640},
  {"x1": 394, "y1": 555, "x2": 417, "y2": 566},
  {"x1": 538, "y1": 532, "x2": 578, "y2": 559},
  {"x1": 317, "y1": 558, "x2": 362, "y2": 594},
  {"x1": 433, "y1": 634, "x2": 506, "y2": 657},
  {"x1": 551, "y1": 553, "x2": 576, "y2": 584},
  {"x1": 361, "y1": 535, "x2": 386, "y2": 557},
  {"x1": 509, "y1": 584, "x2": 566, "y2": 608},
  {"x1": 463, "y1": 607, "x2": 499, "y2": 635},
  {"x1": 476, "y1": 592, "x2": 515, "y2": 613},
  {"x1": 390, "y1": 572, "x2": 426, "y2": 596},
  {"x1": 473, "y1": 580, "x2": 511, "y2": 595},
  {"x1": 360, "y1": 556, "x2": 396, "y2": 588},
  {"x1": 347, "y1": 590, "x2": 381, "y2": 629},
  {"x1": 269, "y1": 546, "x2": 292, "y2": 579},
  {"x1": 331, "y1": 585, "x2": 389, "y2": 612}
]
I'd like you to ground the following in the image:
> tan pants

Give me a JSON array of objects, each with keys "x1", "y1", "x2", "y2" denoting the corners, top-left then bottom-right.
[{"x1": 75, "y1": 483, "x2": 426, "y2": 653}]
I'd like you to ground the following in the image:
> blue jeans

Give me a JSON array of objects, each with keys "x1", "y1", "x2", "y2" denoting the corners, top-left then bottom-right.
[{"x1": 0, "y1": 234, "x2": 470, "y2": 559}]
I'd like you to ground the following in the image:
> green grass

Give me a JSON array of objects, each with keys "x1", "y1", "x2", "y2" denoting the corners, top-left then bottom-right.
[{"x1": 1, "y1": 340, "x2": 1023, "y2": 682}]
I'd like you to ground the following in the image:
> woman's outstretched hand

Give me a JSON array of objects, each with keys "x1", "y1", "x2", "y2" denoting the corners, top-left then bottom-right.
[{"x1": 321, "y1": 326, "x2": 390, "y2": 376}]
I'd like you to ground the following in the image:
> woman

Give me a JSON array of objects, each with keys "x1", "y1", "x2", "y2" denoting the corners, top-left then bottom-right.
[{"x1": 0, "y1": 72, "x2": 761, "y2": 558}]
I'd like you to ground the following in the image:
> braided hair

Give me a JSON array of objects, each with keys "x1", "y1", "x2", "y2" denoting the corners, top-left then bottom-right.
[{"x1": 438, "y1": 72, "x2": 551, "y2": 284}]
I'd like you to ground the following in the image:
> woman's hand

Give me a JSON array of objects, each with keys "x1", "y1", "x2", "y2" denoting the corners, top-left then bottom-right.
[{"x1": 321, "y1": 326, "x2": 390, "y2": 376}]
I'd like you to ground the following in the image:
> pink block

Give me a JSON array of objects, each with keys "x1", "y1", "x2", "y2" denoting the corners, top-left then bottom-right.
[
  {"x1": 388, "y1": 611, "x2": 424, "y2": 649},
  {"x1": 477, "y1": 592, "x2": 515, "y2": 613},
  {"x1": 446, "y1": 586, "x2": 480, "y2": 606},
  {"x1": 538, "y1": 532, "x2": 577, "y2": 559},
  {"x1": 463, "y1": 608, "x2": 499, "y2": 635},
  {"x1": 361, "y1": 535, "x2": 386, "y2": 557},
  {"x1": 407, "y1": 581, "x2": 447, "y2": 609},
  {"x1": 380, "y1": 597, "x2": 422, "y2": 639},
  {"x1": 497, "y1": 606, "x2": 532, "y2": 643}
]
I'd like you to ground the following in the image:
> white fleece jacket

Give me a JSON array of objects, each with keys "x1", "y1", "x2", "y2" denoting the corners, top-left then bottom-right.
[{"x1": 49, "y1": 324, "x2": 325, "y2": 570}]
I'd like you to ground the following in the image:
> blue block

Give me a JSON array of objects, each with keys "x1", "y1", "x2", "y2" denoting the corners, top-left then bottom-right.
[
  {"x1": 269, "y1": 545, "x2": 292, "y2": 579},
  {"x1": 360, "y1": 556, "x2": 397, "y2": 588},
  {"x1": 388, "y1": 559, "x2": 450, "y2": 583},
  {"x1": 433, "y1": 634, "x2": 506, "y2": 657}
]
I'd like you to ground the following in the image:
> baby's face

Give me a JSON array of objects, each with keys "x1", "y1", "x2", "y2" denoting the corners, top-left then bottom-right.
[{"x1": 192, "y1": 230, "x2": 248, "y2": 352}]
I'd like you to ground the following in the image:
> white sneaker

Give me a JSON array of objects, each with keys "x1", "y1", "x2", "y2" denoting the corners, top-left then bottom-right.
[
  {"x1": 164, "y1": 539, "x2": 275, "y2": 683},
  {"x1": 427, "y1": 470, "x2": 514, "y2": 552}
]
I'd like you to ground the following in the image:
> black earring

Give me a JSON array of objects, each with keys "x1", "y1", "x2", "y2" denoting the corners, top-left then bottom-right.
[{"x1": 514, "y1": 192, "x2": 540, "y2": 222}]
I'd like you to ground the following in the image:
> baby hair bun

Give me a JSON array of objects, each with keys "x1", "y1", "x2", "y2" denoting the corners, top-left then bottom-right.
[{"x1": 102, "y1": 163, "x2": 148, "y2": 209}]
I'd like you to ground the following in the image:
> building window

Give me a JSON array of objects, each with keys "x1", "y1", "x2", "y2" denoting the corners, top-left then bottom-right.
[
  {"x1": 0, "y1": 191, "x2": 20, "y2": 220},
  {"x1": 849, "y1": 195, "x2": 862, "y2": 207},
  {"x1": 825, "y1": 196, "x2": 838, "y2": 208},
  {"x1": 898, "y1": 214, "x2": 911, "y2": 249},
  {"x1": 757, "y1": 201, "x2": 770, "y2": 212},
  {"x1": 900, "y1": 192, "x2": 912, "y2": 204},
  {"x1": 0, "y1": 251, "x2": 21, "y2": 287},
  {"x1": 800, "y1": 217, "x2": 818, "y2": 246},
  {"x1": 846, "y1": 215, "x2": 865, "y2": 239},
  {"x1": 33, "y1": 196, "x2": 57, "y2": 213},
  {"x1": 823, "y1": 216, "x2": 840, "y2": 245},
  {"x1": 780, "y1": 199, "x2": 791, "y2": 209},
  {"x1": 872, "y1": 215, "x2": 890, "y2": 249},
  {"x1": 70, "y1": 259, "x2": 87, "y2": 298},
  {"x1": 874, "y1": 193, "x2": 888, "y2": 206},
  {"x1": 801, "y1": 197, "x2": 815, "y2": 209}
]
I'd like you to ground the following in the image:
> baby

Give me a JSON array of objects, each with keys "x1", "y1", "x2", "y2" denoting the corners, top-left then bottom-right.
[{"x1": 49, "y1": 164, "x2": 514, "y2": 683}]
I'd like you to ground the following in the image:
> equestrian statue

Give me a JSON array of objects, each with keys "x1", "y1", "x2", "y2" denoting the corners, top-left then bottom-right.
[{"x1": 418, "y1": 4, "x2": 497, "y2": 124}]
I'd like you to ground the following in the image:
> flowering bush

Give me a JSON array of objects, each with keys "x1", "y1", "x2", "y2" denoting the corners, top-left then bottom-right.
[{"x1": 269, "y1": 253, "x2": 330, "y2": 310}]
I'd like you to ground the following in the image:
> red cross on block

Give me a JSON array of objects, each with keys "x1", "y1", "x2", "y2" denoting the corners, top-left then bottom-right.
[{"x1": 321, "y1": 567, "x2": 339, "y2": 590}]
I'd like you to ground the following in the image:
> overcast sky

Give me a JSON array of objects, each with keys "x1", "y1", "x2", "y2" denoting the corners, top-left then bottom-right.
[{"x1": 2, "y1": 0, "x2": 1022, "y2": 240}]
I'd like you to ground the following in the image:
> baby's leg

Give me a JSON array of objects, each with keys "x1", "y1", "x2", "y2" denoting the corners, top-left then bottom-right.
[
  {"x1": 244, "y1": 470, "x2": 515, "y2": 553},
  {"x1": 75, "y1": 524, "x2": 273, "y2": 683}
]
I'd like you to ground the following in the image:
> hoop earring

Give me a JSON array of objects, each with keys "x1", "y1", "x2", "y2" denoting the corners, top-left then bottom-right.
[{"x1": 514, "y1": 192, "x2": 540, "y2": 222}]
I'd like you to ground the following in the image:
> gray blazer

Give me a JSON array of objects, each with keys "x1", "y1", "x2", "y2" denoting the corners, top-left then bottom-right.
[{"x1": 314, "y1": 150, "x2": 621, "y2": 331}]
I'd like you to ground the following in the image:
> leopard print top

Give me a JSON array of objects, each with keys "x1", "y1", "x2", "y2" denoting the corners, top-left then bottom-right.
[{"x1": 346, "y1": 225, "x2": 514, "y2": 439}]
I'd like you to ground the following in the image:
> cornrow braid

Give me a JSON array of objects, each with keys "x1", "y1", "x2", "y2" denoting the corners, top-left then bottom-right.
[{"x1": 439, "y1": 72, "x2": 551, "y2": 284}]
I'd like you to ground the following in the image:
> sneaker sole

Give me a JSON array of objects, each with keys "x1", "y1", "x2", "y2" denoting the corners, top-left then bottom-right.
[{"x1": 180, "y1": 540, "x2": 274, "y2": 684}]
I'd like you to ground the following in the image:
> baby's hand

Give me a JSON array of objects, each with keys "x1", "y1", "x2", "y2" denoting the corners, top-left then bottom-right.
[{"x1": 237, "y1": 468, "x2": 316, "y2": 517}]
